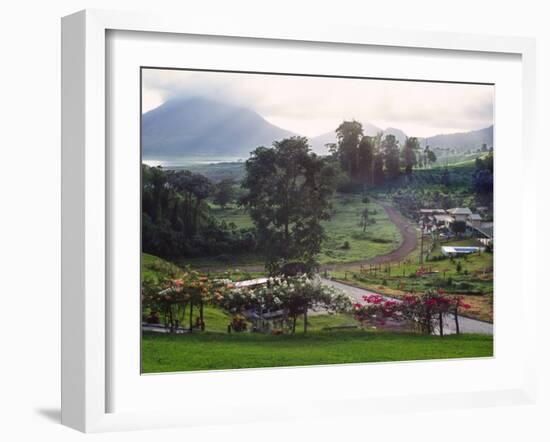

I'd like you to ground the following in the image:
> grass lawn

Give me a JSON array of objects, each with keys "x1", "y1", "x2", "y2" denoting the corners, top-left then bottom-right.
[
  {"x1": 142, "y1": 330, "x2": 493, "y2": 373},
  {"x1": 319, "y1": 194, "x2": 402, "y2": 264},
  {"x1": 197, "y1": 193, "x2": 402, "y2": 268}
]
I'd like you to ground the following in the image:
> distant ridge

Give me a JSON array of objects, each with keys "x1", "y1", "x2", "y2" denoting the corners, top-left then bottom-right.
[
  {"x1": 142, "y1": 96, "x2": 493, "y2": 158},
  {"x1": 421, "y1": 126, "x2": 493, "y2": 151}
]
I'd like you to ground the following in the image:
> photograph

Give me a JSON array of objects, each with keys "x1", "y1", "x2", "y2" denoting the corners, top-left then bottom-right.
[{"x1": 140, "y1": 68, "x2": 494, "y2": 373}]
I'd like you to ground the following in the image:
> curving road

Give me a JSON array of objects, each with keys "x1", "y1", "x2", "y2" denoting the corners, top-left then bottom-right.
[{"x1": 321, "y1": 198, "x2": 418, "y2": 271}]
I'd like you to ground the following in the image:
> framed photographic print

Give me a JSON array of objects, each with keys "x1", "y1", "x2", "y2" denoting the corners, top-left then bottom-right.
[{"x1": 61, "y1": 9, "x2": 537, "y2": 432}]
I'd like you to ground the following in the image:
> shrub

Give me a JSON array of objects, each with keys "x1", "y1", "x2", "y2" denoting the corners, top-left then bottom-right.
[
  {"x1": 230, "y1": 314, "x2": 248, "y2": 332},
  {"x1": 218, "y1": 275, "x2": 353, "y2": 334}
]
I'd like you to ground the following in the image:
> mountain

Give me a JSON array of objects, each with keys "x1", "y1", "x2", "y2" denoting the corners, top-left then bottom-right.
[
  {"x1": 421, "y1": 126, "x2": 493, "y2": 152},
  {"x1": 143, "y1": 96, "x2": 493, "y2": 159},
  {"x1": 309, "y1": 132, "x2": 337, "y2": 155},
  {"x1": 142, "y1": 97, "x2": 296, "y2": 158}
]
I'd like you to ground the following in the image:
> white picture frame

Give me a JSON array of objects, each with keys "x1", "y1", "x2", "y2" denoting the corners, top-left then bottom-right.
[{"x1": 61, "y1": 9, "x2": 537, "y2": 433}]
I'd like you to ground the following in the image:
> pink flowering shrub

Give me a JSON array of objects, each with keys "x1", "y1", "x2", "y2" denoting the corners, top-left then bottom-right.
[
  {"x1": 353, "y1": 294, "x2": 402, "y2": 327},
  {"x1": 353, "y1": 288, "x2": 471, "y2": 335}
]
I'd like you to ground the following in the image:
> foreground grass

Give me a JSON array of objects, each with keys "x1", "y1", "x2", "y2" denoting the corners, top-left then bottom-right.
[{"x1": 142, "y1": 330, "x2": 493, "y2": 373}]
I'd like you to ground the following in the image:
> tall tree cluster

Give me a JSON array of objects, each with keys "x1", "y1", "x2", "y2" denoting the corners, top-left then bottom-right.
[
  {"x1": 332, "y1": 120, "x2": 436, "y2": 186},
  {"x1": 142, "y1": 165, "x2": 255, "y2": 258}
]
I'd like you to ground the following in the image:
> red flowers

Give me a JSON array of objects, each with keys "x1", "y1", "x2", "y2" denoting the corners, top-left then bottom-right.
[
  {"x1": 425, "y1": 298, "x2": 437, "y2": 307},
  {"x1": 363, "y1": 294, "x2": 383, "y2": 304}
]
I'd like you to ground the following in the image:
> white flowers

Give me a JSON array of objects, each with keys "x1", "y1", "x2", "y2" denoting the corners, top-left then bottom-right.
[{"x1": 219, "y1": 274, "x2": 353, "y2": 315}]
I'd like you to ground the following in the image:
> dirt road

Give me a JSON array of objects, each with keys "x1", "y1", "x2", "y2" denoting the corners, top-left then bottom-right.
[
  {"x1": 321, "y1": 199, "x2": 418, "y2": 271},
  {"x1": 198, "y1": 199, "x2": 418, "y2": 273}
]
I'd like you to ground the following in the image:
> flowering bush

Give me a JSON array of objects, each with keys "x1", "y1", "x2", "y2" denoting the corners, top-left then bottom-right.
[
  {"x1": 142, "y1": 271, "x2": 226, "y2": 333},
  {"x1": 352, "y1": 288, "x2": 471, "y2": 335},
  {"x1": 401, "y1": 289, "x2": 472, "y2": 335},
  {"x1": 216, "y1": 275, "x2": 353, "y2": 333},
  {"x1": 353, "y1": 295, "x2": 402, "y2": 327}
]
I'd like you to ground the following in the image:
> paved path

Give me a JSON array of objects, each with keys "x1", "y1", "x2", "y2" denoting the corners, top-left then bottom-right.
[{"x1": 322, "y1": 278, "x2": 493, "y2": 335}]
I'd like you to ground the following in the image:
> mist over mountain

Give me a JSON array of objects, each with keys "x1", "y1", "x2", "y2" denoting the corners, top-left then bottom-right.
[
  {"x1": 142, "y1": 97, "x2": 296, "y2": 158},
  {"x1": 142, "y1": 96, "x2": 493, "y2": 159}
]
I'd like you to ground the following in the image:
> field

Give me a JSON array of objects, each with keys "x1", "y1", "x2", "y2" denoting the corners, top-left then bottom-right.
[
  {"x1": 142, "y1": 330, "x2": 493, "y2": 373},
  {"x1": 195, "y1": 193, "x2": 402, "y2": 268}
]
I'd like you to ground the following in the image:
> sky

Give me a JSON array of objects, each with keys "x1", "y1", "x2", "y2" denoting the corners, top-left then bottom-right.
[{"x1": 142, "y1": 68, "x2": 494, "y2": 138}]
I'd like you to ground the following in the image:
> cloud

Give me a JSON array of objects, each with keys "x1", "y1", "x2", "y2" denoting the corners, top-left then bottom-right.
[{"x1": 142, "y1": 68, "x2": 494, "y2": 138}]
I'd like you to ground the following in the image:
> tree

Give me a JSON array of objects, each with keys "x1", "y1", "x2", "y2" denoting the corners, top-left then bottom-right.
[
  {"x1": 213, "y1": 178, "x2": 236, "y2": 209},
  {"x1": 473, "y1": 152, "x2": 493, "y2": 206},
  {"x1": 381, "y1": 134, "x2": 400, "y2": 180},
  {"x1": 441, "y1": 167, "x2": 451, "y2": 187},
  {"x1": 241, "y1": 136, "x2": 338, "y2": 275},
  {"x1": 166, "y1": 169, "x2": 213, "y2": 236},
  {"x1": 335, "y1": 120, "x2": 364, "y2": 178},
  {"x1": 141, "y1": 165, "x2": 256, "y2": 260},
  {"x1": 360, "y1": 207, "x2": 369, "y2": 232},
  {"x1": 401, "y1": 137, "x2": 420, "y2": 175},
  {"x1": 426, "y1": 146, "x2": 437, "y2": 166},
  {"x1": 357, "y1": 135, "x2": 375, "y2": 184},
  {"x1": 373, "y1": 151, "x2": 385, "y2": 185}
]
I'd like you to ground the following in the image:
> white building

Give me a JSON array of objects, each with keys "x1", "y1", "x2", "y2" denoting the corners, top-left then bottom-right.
[{"x1": 447, "y1": 207, "x2": 473, "y2": 223}]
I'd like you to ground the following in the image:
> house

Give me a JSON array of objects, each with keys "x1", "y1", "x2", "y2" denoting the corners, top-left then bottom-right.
[
  {"x1": 447, "y1": 207, "x2": 472, "y2": 223},
  {"x1": 419, "y1": 209, "x2": 447, "y2": 216},
  {"x1": 467, "y1": 213, "x2": 482, "y2": 228},
  {"x1": 470, "y1": 222, "x2": 493, "y2": 246},
  {"x1": 433, "y1": 214, "x2": 454, "y2": 229},
  {"x1": 418, "y1": 207, "x2": 490, "y2": 244}
]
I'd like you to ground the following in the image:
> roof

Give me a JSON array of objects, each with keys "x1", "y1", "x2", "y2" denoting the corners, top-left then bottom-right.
[
  {"x1": 469, "y1": 214, "x2": 482, "y2": 221},
  {"x1": 234, "y1": 278, "x2": 268, "y2": 288},
  {"x1": 419, "y1": 208, "x2": 446, "y2": 214},
  {"x1": 434, "y1": 214, "x2": 453, "y2": 222},
  {"x1": 476, "y1": 226, "x2": 494, "y2": 238},
  {"x1": 448, "y1": 207, "x2": 473, "y2": 216}
]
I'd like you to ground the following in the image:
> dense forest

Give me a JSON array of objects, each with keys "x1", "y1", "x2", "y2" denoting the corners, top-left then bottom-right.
[{"x1": 142, "y1": 165, "x2": 256, "y2": 259}]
